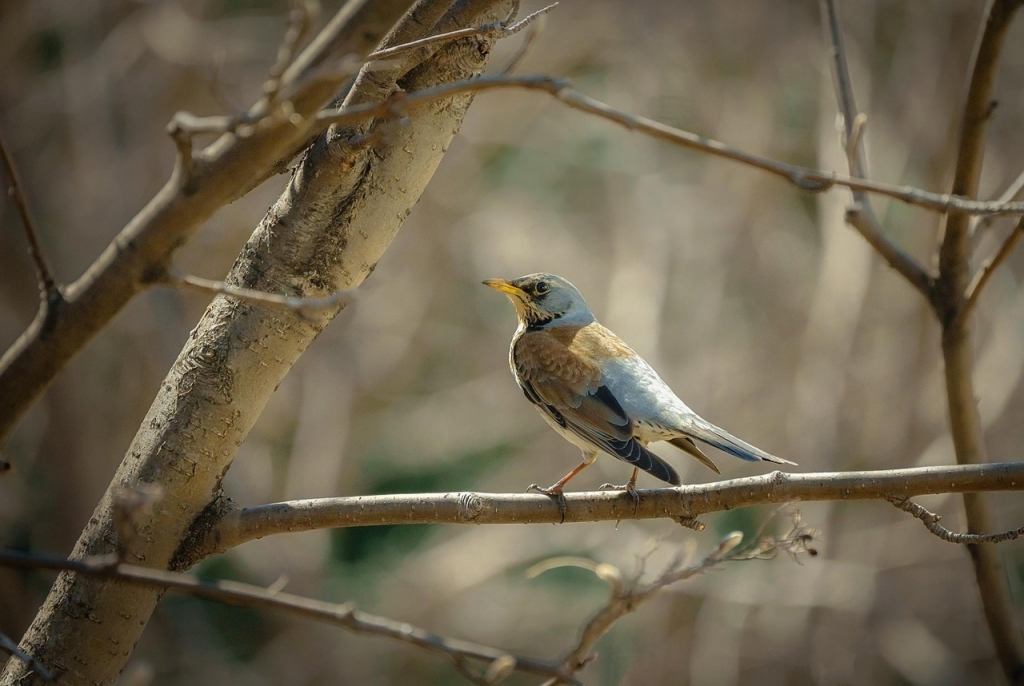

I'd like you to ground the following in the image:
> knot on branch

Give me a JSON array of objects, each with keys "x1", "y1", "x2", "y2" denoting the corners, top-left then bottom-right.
[{"x1": 458, "y1": 493, "x2": 485, "y2": 522}]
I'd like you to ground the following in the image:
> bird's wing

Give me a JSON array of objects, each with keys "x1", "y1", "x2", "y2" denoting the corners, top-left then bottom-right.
[{"x1": 513, "y1": 328, "x2": 681, "y2": 486}]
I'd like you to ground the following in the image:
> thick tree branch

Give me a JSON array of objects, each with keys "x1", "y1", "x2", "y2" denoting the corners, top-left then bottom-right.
[
  {"x1": 2, "y1": 2, "x2": 514, "y2": 684},
  {"x1": 0, "y1": 549, "x2": 575, "y2": 686},
  {"x1": 190, "y1": 462, "x2": 1024, "y2": 559},
  {"x1": 0, "y1": 0, "x2": 420, "y2": 447},
  {"x1": 936, "y1": 1, "x2": 1024, "y2": 682},
  {"x1": 820, "y1": 0, "x2": 935, "y2": 300}
]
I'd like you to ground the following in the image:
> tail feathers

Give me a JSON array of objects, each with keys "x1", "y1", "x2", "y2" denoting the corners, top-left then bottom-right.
[
  {"x1": 611, "y1": 437, "x2": 681, "y2": 485},
  {"x1": 667, "y1": 437, "x2": 721, "y2": 475},
  {"x1": 683, "y1": 418, "x2": 796, "y2": 466}
]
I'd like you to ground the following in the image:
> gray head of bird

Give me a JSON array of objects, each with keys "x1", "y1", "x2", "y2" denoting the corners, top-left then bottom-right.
[{"x1": 483, "y1": 273, "x2": 596, "y2": 329}]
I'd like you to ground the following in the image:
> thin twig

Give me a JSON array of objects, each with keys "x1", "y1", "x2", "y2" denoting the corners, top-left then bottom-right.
[
  {"x1": 820, "y1": 0, "x2": 934, "y2": 300},
  {"x1": 367, "y1": 2, "x2": 557, "y2": 62},
  {"x1": 0, "y1": 549, "x2": 576, "y2": 685},
  {"x1": 888, "y1": 496, "x2": 1024, "y2": 545},
  {"x1": 312, "y1": 74, "x2": 1024, "y2": 216},
  {"x1": 540, "y1": 517, "x2": 816, "y2": 684},
  {"x1": 963, "y1": 216, "x2": 1024, "y2": 314},
  {"x1": 0, "y1": 631, "x2": 53, "y2": 682},
  {"x1": 0, "y1": 134, "x2": 58, "y2": 300},
  {"x1": 972, "y1": 167, "x2": 1024, "y2": 234},
  {"x1": 169, "y1": 273, "x2": 353, "y2": 314},
  {"x1": 187, "y1": 461, "x2": 1024, "y2": 560},
  {"x1": 264, "y1": 0, "x2": 321, "y2": 104}
]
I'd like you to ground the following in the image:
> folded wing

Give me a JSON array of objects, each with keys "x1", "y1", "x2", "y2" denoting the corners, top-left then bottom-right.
[{"x1": 513, "y1": 331, "x2": 681, "y2": 486}]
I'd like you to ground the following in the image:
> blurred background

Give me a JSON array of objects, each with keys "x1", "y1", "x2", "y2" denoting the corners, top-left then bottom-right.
[{"x1": 3, "y1": 0, "x2": 1024, "y2": 683}]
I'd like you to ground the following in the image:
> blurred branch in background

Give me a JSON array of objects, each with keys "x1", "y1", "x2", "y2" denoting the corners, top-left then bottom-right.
[
  {"x1": 5, "y1": 10, "x2": 1024, "y2": 450},
  {"x1": 192, "y1": 461, "x2": 1024, "y2": 558},
  {"x1": 0, "y1": 136, "x2": 57, "y2": 303},
  {"x1": 0, "y1": 0, "x2": 408, "y2": 445},
  {"x1": 0, "y1": 548, "x2": 576, "y2": 686},
  {"x1": 934, "y1": 0, "x2": 1024, "y2": 679},
  {"x1": 0, "y1": 522, "x2": 816, "y2": 686},
  {"x1": 819, "y1": 0, "x2": 933, "y2": 300}
]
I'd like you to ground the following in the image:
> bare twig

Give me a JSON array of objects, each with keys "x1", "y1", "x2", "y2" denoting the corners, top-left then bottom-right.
[
  {"x1": 500, "y1": 2, "x2": 550, "y2": 74},
  {"x1": 169, "y1": 273, "x2": 354, "y2": 315},
  {"x1": 935, "y1": 1, "x2": 1024, "y2": 680},
  {"x1": 0, "y1": 549, "x2": 575, "y2": 685},
  {"x1": 888, "y1": 496, "x2": 1024, "y2": 545},
  {"x1": 0, "y1": 134, "x2": 58, "y2": 301},
  {"x1": 0, "y1": 632, "x2": 53, "y2": 682},
  {"x1": 820, "y1": 0, "x2": 934, "y2": 300},
  {"x1": 367, "y1": 2, "x2": 557, "y2": 62},
  {"x1": 264, "y1": 0, "x2": 322, "y2": 103},
  {"x1": 539, "y1": 518, "x2": 816, "y2": 684},
  {"x1": 972, "y1": 167, "x2": 1024, "y2": 234},
  {"x1": 964, "y1": 216, "x2": 1024, "y2": 314},
  {"x1": 314, "y1": 74, "x2": 1024, "y2": 216},
  {"x1": 187, "y1": 461, "x2": 1024, "y2": 560}
]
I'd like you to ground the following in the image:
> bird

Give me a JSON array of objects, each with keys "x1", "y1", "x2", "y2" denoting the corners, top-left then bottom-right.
[{"x1": 484, "y1": 273, "x2": 795, "y2": 499}]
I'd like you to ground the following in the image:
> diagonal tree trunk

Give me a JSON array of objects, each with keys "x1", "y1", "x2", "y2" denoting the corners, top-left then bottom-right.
[{"x1": 1, "y1": 1, "x2": 509, "y2": 683}]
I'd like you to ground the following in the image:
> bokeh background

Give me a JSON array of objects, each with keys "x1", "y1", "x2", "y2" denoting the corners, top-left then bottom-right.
[{"x1": 3, "y1": 0, "x2": 1024, "y2": 684}]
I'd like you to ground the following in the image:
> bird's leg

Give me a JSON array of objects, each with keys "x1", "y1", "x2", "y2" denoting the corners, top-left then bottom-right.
[
  {"x1": 527, "y1": 452, "x2": 596, "y2": 523},
  {"x1": 599, "y1": 467, "x2": 641, "y2": 512}
]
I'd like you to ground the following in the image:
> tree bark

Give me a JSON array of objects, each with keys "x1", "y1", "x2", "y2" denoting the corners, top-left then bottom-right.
[{"x1": 1, "y1": 1, "x2": 508, "y2": 683}]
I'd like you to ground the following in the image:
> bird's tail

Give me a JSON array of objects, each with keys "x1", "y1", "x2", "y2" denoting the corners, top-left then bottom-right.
[
  {"x1": 683, "y1": 417, "x2": 795, "y2": 466},
  {"x1": 610, "y1": 437, "x2": 681, "y2": 485}
]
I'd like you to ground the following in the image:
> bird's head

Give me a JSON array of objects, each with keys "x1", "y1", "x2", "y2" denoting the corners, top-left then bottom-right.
[{"x1": 483, "y1": 273, "x2": 595, "y2": 329}]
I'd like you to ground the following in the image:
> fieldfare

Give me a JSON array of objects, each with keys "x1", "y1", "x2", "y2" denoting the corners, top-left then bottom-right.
[{"x1": 484, "y1": 273, "x2": 794, "y2": 497}]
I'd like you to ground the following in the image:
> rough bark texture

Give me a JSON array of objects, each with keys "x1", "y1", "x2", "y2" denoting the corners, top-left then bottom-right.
[{"x1": 1, "y1": 0, "x2": 508, "y2": 683}]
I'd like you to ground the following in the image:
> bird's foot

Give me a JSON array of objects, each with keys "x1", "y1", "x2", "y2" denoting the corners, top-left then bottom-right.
[
  {"x1": 598, "y1": 481, "x2": 640, "y2": 514},
  {"x1": 527, "y1": 483, "x2": 567, "y2": 523}
]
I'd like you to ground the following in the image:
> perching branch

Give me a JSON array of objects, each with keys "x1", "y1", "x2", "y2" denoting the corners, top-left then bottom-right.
[
  {"x1": 0, "y1": 134, "x2": 58, "y2": 302},
  {"x1": 820, "y1": 0, "x2": 934, "y2": 300},
  {"x1": 188, "y1": 462, "x2": 1024, "y2": 560},
  {"x1": 0, "y1": 549, "x2": 576, "y2": 686}
]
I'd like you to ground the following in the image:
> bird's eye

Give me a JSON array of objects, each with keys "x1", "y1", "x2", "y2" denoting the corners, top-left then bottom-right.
[{"x1": 535, "y1": 281, "x2": 549, "y2": 295}]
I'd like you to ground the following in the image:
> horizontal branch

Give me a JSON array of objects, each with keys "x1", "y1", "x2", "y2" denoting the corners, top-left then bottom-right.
[
  {"x1": 0, "y1": 549, "x2": 574, "y2": 685},
  {"x1": 196, "y1": 461, "x2": 1024, "y2": 556},
  {"x1": 315, "y1": 74, "x2": 1024, "y2": 216}
]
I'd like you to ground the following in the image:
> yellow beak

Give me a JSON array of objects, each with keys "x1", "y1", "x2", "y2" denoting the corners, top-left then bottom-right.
[{"x1": 482, "y1": 278, "x2": 525, "y2": 297}]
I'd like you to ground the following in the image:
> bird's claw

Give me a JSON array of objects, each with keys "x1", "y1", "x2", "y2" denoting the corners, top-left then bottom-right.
[
  {"x1": 527, "y1": 483, "x2": 568, "y2": 523},
  {"x1": 598, "y1": 481, "x2": 640, "y2": 514}
]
